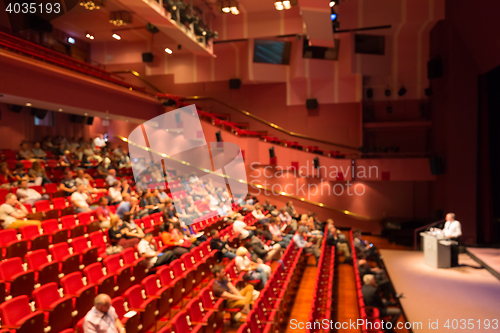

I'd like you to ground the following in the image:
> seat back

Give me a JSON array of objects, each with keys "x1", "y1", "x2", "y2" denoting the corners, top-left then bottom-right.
[
  {"x1": 89, "y1": 231, "x2": 106, "y2": 248},
  {"x1": 52, "y1": 197, "x2": 67, "y2": 210},
  {"x1": 123, "y1": 285, "x2": 144, "y2": 309},
  {"x1": 120, "y1": 248, "x2": 137, "y2": 265},
  {"x1": 103, "y1": 254, "x2": 122, "y2": 274},
  {"x1": 111, "y1": 296, "x2": 127, "y2": 319},
  {"x1": 0, "y1": 257, "x2": 24, "y2": 280},
  {"x1": 76, "y1": 212, "x2": 91, "y2": 225},
  {"x1": 185, "y1": 297, "x2": 204, "y2": 322},
  {"x1": 171, "y1": 311, "x2": 191, "y2": 333},
  {"x1": 60, "y1": 272, "x2": 85, "y2": 294},
  {"x1": 44, "y1": 183, "x2": 58, "y2": 194},
  {"x1": 32, "y1": 282, "x2": 60, "y2": 309},
  {"x1": 141, "y1": 275, "x2": 160, "y2": 295},
  {"x1": 181, "y1": 253, "x2": 195, "y2": 270},
  {"x1": 170, "y1": 259, "x2": 186, "y2": 277},
  {"x1": 41, "y1": 219, "x2": 60, "y2": 233},
  {"x1": 20, "y1": 224, "x2": 40, "y2": 240},
  {"x1": 0, "y1": 295, "x2": 32, "y2": 326},
  {"x1": 157, "y1": 266, "x2": 175, "y2": 285},
  {"x1": 26, "y1": 249, "x2": 50, "y2": 270},
  {"x1": 141, "y1": 216, "x2": 153, "y2": 228},
  {"x1": 61, "y1": 215, "x2": 77, "y2": 229},
  {"x1": 237, "y1": 324, "x2": 250, "y2": 333},
  {"x1": 50, "y1": 242, "x2": 71, "y2": 261},
  {"x1": 199, "y1": 287, "x2": 216, "y2": 309},
  {"x1": 83, "y1": 262, "x2": 104, "y2": 284},
  {"x1": 34, "y1": 200, "x2": 51, "y2": 212},
  {"x1": 0, "y1": 229, "x2": 18, "y2": 246}
]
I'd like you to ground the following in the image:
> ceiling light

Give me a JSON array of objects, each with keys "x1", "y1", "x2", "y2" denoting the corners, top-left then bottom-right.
[
  {"x1": 329, "y1": 1, "x2": 336, "y2": 7},
  {"x1": 110, "y1": 11, "x2": 132, "y2": 26},
  {"x1": 283, "y1": 1, "x2": 291, "y2": 9},
  {"x1": 230, "y1": 6, "x2": 239, "y2": 14},
  {"x1": 86, "y1": 33, "x2": 94, "y2": 40},
  {"x1": 58, "y1": 108, "x2": 63, "y2": 112},
  {"x1": 68, "y1": 37, "x2": 75, "y2": 44},
  {"x1": 84, "y1": 113, "x2": 88, "y2": 116},
  {"x1": 275, "y1": 2, "x2": 284, "y2": 10},
  {"x1": 112, "y1": 33, "x2": 121, "y2": 40},
  {"x1": 26, "y1": 103, "x2": 32, "y2": 106},
  {"x1": 165, "y1": 48, "x2": 173, "y2": 54},
  {"x1": 79, "y1": 0, "x2": 103, "y2": 10},
  {"x1": 222, "y1": 7, "x2": 230, "y2": 13}
]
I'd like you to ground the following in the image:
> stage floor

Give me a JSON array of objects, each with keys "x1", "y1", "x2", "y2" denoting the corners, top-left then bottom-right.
[
  {"x1": 380, "y1": 250, "x2": 500, "y2": 333},
  {"x1": 466, "y1": 247, "x2": 500, "y2": 281}
]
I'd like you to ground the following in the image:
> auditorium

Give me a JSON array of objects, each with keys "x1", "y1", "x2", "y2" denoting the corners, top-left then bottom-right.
[{"x1": 0, "y1": 0, "x2": 499, "y2": 332}]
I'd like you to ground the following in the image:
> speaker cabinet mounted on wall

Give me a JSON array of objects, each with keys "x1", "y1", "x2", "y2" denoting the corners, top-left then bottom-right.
[
  {"x1": 229, "y1": 78, "x2": 241, "y2": 89},
  {"x1": 306, "y1": 99, "x2": 318, "y2": 110},
  {"x1": 142, "y1": 52, "x2": 154, "y2": 63}
]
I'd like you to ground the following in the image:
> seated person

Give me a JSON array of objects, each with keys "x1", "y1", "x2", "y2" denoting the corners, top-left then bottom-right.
[
  {"x1": 137, "y1": 232, "x2": 177, "y2": 269},
  {"x1": 18, "y1": 142, "x2": 35, "y2": 160},
  {"x1": 163, "y1": 200, "x2": 179, "y2": 225},
  {"x1": 210, "y1": 229, "x2": 236, "y2": 261},
  {"x1": 16, "y1": 179, "x2": 49, "y2": 206},
  {"x1": 232, "y1": 215, "x2": 256, "y2": 240},
  {"x1": 249, "y1": 229, "x2": 282, "y2": 262},
  {"x1": 278, "y1": 207, "x2": 297, "y2": 232},
  {"x1": 83, "y1": 294, "x2": 124, "y2": 333},
  {"x1": 28, "y1": 161, "x2": 51, "y2": 185},
  {"x1": 362, "y1": 274, "x2": 402, "y2": 330},
  {"x1": 358, "y1": 259, "x2": 401, "y2": 302},
  {"x1": 353, "y1": 229, "x2": 382, "y2": 267},
  {"x1": 71, "y1": 184, "x2": 93, "y2": 213},
  {"x1": 293, "y1": 226, "x2": 322, "y2": 265},
  {"x1": 108, "y1": 215, "x2": 142, "y2": 249},
  {"x1": 108, "y1": 182, "x2": 123, "y2": 205},
  {"x1": 60, "y1": 170, "x2": 77, "y2": 196},
  {"x1": 251, "y1": 204, "x2": 271, "y2": 224},
  {"x1": 12, "y1": 162, "x2": 29, "y2": 182},
  {"x1": 106, "y1": 169, "x2": 118, "y2": 186},
  {"x1": 121, "y1": 178, "x2": 131, "y2": 196},
  {"x1": 95, "y1": 197, "x2": 111, "y2": 228},
  {"x1": 283, "y1": 200, "x2": 300, "y2": 220},
  {"x1": 32, "y1": 142, "x2": 47, "y2": 160},
  {"x1": 75, "y1": 169, "x2": 105, "y2": 193},
  {"x1": 326, "y1": 220, "x2": 351, "y2": 258},
  {"x1": 234, "y1": 247, "x2": 268, "y2": 289},
  {"x1": 243, "y1": 243, "x2": 275, "y2": 279},
  {"x1": 122, "y1": 213, "x2": 145, "y2": 238},
  {"x1": 59, "y1": 150, "x2": 72, "y2": 167},
  {"x1": 212, "y1": 265, "x2": 257, "y2": 322},
  {"x1": 0, "y1": 193, "x2": 41, "y2": 229},
  {"x1": 217, "y1": 200, "x2": 232, "y2": 217},
  {"x1": 139, "y1": 190, "x2": 162, "y2": 215},
  {"x1": 160, "y1": 221, "x2": 193, "y2": 257},
  {"x1": 268, "y1": 217, "x2": 292, "y2": 247},
  {"x1": 262, "y1": 199, "x2": 276, "y2": 212},
  {"x1": 0, "y1": 162, "x2": 16, "y2": 184},
  {"x1": 185, "y1": 195, "x2": 202, "y2": 218}
]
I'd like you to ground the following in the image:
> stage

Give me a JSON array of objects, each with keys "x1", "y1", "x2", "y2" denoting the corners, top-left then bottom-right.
[
  {"x1": 380, "y1": 250, "x2": 500, "y2": 333},
  {"x1": 466, "y1": 247, "x2": 500, "y2": 281}
]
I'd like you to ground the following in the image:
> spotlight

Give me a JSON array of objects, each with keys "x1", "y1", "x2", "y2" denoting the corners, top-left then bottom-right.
[
  {"x1": 26, "y1": 103, "x2": 32, "y2": 106},
  {"x1": 85, "y1": 33, "x2": 95, "y2": 40},
  {"x1": 329, "y1": 1, "x2": 336, "y2": 7},
  {"x1": 274, "y1": 1, "x2": 284, "y2": 10},
  {"x1": 230, "y1": 6, "x2": 239, "y2": 15},
  {"x1": 283, "y1": 1, "x2": 291, "y2": 9},
  {"x1": 68, "y1": 37, "x2": 75, "y2": 44},
  {"x1": 165, "y1": 48, "x2": 173, "y2": 54},
  {"x1": 331, "y1": 13, "x2": 337, "y2": 21},
  {"x1": 398, "y1": 85, "x2": 407, "y2": 96},
  {"x1": 222, "y1": 7, "x2": 230, "y2": 13},
  {"x1": 112, "y1": 33, "x2": 121, "y2": 40}
]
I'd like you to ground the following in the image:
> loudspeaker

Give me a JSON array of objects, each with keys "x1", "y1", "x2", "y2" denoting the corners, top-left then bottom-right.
[
  {"x1": 142, "y1": 52, "x2": 154, "y2": 63},
  {"x1": 429, "y1": 156, "x2": 444, "y2": 175},
  {"x1": 87, "y1": 117, "x2": 94, "y2": 125},
  {"x1": 269, "y1": 147, "x2": 275, "y2": 159},
  {"x1": 229, "y1": 78, "x2": 241, "y2": 89},
  {"x1": 216, "y1": 131, "x2": 222, "y2": 142},
  {"x1": 313, "y1": 157, "x2": 320, "y2": 169},
  {"x1": 9, "y1": 105, "x2": 23, "y2": 113},
  {"x1": 31, "y1": 108, "x2": 48, "y2": 119},
  {"x1": 306, "y1": 99, "x2": 318, "y2": 110},
  {"x1": 69, "y1": 114, "x2": 85, "y2": 124},
  {"x1": 427, "y1": 58, "x2": 443, "y2": 79},
  {"x1": 146, "y1": 23, "x2": 159, "y2": 34}
]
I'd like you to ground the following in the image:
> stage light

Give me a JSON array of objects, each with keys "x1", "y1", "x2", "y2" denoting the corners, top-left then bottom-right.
[
  {"x1": 230, "y1": 6, "x2": 239, "y2": 15},
  {"x1": 58, "y1": 108, "x2": 63, "y2": 112},
  {"x1": 112, "y1": 33, "x2": 121, "y2": 40},
  {"x1": 329, "y1": 1, "x2": 336, "y2": 7},
  {"x1": 398, "y1": 85, "x2": 407, "y2": 96},
  {"x1": 165, "y1": 48, "x2": 173, "y2": 54},
  {"x1": 68, "y1": 37, "x2": 75, "y2": 44},
  {"x1": 331, "y1": 13, "x2": 337, "y2": 21},
  {"x1": 283, "y1": 0, "x2": 291, "y2": 9},
  {"x1": 274, "y1": 1, "x2": 284, "y2": 10},
  {"x1": 26, "y1": 103, "x2": 32, "y2": 106},
  {"x1": 86, "y1": 33, "x2": 94, "y2": 40},
  {"x1": 222, "y1": 6, "x2": 230, "y2": 13}
]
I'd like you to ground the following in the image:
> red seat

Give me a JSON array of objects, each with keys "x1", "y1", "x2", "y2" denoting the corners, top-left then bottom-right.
[
  {"x1": 0, "y1": 188, "x2": 9, "y2": 204},
  {"x1": 186, "y1": 297, "x2": 223, "y2": 333},
  {"x1": 88, "y1": 230, "x2": 108, "y2": 257},
  {"x1": 170, "y1": 310, "x2": 203, "y2": 333},
  {"x1": 71, "y1": 236, "x2": 99, "y2": 266},
  {"x1": 43, "y1": 183, "x2": 58, "y2": 197},
  {"x1": 19, "y1": 224, "x2": 50, "y2": 251},
  {"x1": 26, "y1": 249, "x2": 61, "y2": 285},
  {"x1": 32, "y1": 282, "x2": 75, "y2": 333},
  {"x1": 60, "y1": 272, "x2": 96, "y2": 322},
  {"x1": 0, "y1": 229, "x2": 28, "y2": 259},
  {"x1": 50, "y1": 242, "x2": 82, "y2": 275},
  {"x1": 182, "y1": 252, "x2": 208, "y2": 287},
  {"x1": 61, "y1": 215, "x2": 85, "y2": 238},
  {"x1": 170, "y1": 258, "x2": 195, "y2": 298},
  {"x1": 41, "y1": 219, "x2": 68, "y2": 244},
  {"x1": 157, "y1": 266, "x2": 185, "y2": 308},
  {"x1": 103, "y1": 254, "x2": 134, "y2": 295},
  {"x1": 83, "y1": 262, "x2": 118, "y2": 297},
  {"x1": 94, "y1": 178, "x2": 106, "y2": 188},
  {"x1": 141, "y1": 216, "x2": 156, "y2": 234},
  {"x1": 52, "y1": 197, "x2": 67, "y2": 210},
  {"x1": 77, "y1": 212, "x2": 99, "y2": 233},
  {"x1": 121, "y1": 247, "x2": 148, "y2": 282},
  {"x1": 29, "y1": 185, "x2": 44, "y2": 195},
  {"x1": 0, "y1": 257, "x2": 36, "y2": 298},
  {"x1": 199, "y1": 287, "x2": 224, "y2": 313},
  {"x1": 123, "y1": 285, "x2": 158, "y2": 332},
  {"x1": 141, "y1": 275, "x2": 171, "y2": 319},
  {"x1": 0, "y1": 295, "x2": 45, "y2": 333},
  {"x1": 34, "y1": 200, "x2": 59, "y2": 219},
  {"x1": 111, "y1": 296, "x2": 141, "y2": 333}
]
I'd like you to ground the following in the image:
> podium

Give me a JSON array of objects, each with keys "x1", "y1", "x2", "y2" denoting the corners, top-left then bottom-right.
[{"x1": 420, "y1": 232, "x2": 452, "y2": 268}]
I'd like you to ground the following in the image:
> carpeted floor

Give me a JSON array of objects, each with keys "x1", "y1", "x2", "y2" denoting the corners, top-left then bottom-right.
[{"x1": 381, "y1": 250, "x2": 500, "y2": 333}]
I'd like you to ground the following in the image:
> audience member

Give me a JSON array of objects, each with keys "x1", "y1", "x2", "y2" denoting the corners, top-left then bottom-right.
[
  {"x1": 60, "y1": 170, "x2": 77, "y2": 196},
  {"x1": 0, "y1": 162, "x2": 16, "y2": 184},
  {"x1": 362, "y1": 274, "x2": 401, "y2": 331},
  {"x1": 108, "y1": 215, "x2": 141, "y2": 249},
  {"x1": 251, "y1": 204, "x2": 271, "y2": 224},
  {"x1": 32, "y1": 142, "x2": 47, "y2": 159},
  {"x1": 353, "y1": 229, "x2": 382, "y2": 267},
  {"x1": 210, "y1": 230, "x2": 236, "y2": 261},
  {"x1": 18, "y1": 142, "x2": 35, "y2": 160},
  {"x1": 293, "y1": 226, "x2": 322, "y2": 265},
  {"x1": 95, "y1": 197, "x2": 111, "y2": 228},
  {"x1": 16, "y1": 180, "x2": 49, "y2": 205},
  {"x1": 234, "y1": 247, "x2": 267, "y2": 289},
  {"x1": 71, "y1": 184, "x2": 92, "y2": 213},
  {"x1": 0, "y1": 193, "x2": 41, "y2": 229},
  {"x1": 28, "y1": 161, "x2": 51, "y2": 185},
  {"x1": 232, "y1": 215, "x2": 256, "y2": 240},
  {"x1": 83, "y1": 294, "x2": 124, "y2": 333},
  {"x1": 249, "y1": 229, "x2": 282, "y2": 262},
  {"x1": 160, "y1": 221, "x2": 193, "y2": 257},
  {"x1": 137, "y1": 233, "x2": 177, "y2": 269},
  {"x1": 108, "y1": 182, "x2": 123, "y2": 205},
  {"x1": 106, "y1": 169, "x2": 118, "y2": 186}
]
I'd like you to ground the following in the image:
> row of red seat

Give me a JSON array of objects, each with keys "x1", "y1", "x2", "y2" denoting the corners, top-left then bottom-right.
[
  {"x1": 307, "y1": 227, "x2": 336, "y2": 333},
  {"x1": 350, "y1": 230, "x2": 383, "y2": 333}
]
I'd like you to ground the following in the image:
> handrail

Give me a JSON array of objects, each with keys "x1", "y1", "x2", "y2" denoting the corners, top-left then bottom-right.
[
  {"x1": 413, "y1": 219, "x2": 445, "y2": 251},
  {"x1": 116, "y1": 135, "x2": 379, "y2": 221},
  {"x1": 183, "y1": 96, "x2": 360, "y2": 151},
  {"x1": 111, "y1": 70, "x2": 165, "y2": 93}
]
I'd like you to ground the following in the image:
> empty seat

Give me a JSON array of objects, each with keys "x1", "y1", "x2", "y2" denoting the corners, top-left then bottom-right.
[
  {"x1": 0, "y1": 295, "x2": 45, "y2": 333},
  {"x1": 41, "y1": 219, "x2": 68, "y2": 244},
  {"x1": 26, "y1": 249, "x2": 61, "y2": 285},
  {"x1": 60, "y1": 272, "x2": 96, "y2": 322},
  {"x1": 170, "y1": 310, "x2": 202, "y2": 333},
  {"x1": 123, "y1": 285, "x2": 158, "y2": 333},
  {"x1": 0, "y1": 229, "x2": 28, "y2": 259},
  {"x1": 61, "y1": 215, "x2": 85, "y2": 238},
  {"x1": 77, "y1": 212, "x2": 99, "y2": 234},
  {"x1": 32, "y1": 282, "x2": 75, "y2": 333},
  {"x1": 111, "y1": 296, "x2": 141, "y2": 333},
  {"x1": 71, "y1": 236, "x2": 99, "y2": 266},
  {"x1": 34, "y1": 200, "x2": 59, "y2": 220},
  {"x1": 157, "y1": 266, "x2": 185, "y2": 308},
  {"x1": 186, "y1": 296, "x2": 223, "y2": 333},
  {"x1": 88, "y1": 230, "x2": 108, "y2": 257},
  {"x1": 83, "y1": 262, "x2": 118, "y2": 297},
  {"x1": 50, "y1": 242, "x2": 82, "y2": 275},
  {"x1": 103, "y1": 254, "x2": 134, "y2": 295},
  {"x1": 141, "y1": 275, "x2": 171, "y2": 319},
  {"x1": 19, "y1": 224, "x2": 50, "y2": 251},
  {"x1": 0, "y1": 257, "x2": 36, "y2": 298},
  {"x1": 121, "y1": 248, "x2": 148, "y2": 282}
]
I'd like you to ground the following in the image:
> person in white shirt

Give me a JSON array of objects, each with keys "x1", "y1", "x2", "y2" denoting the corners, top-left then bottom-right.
[
  {"x1": 106, "y1": 169, "x2": 118, "y2": 186},
  {"x1": 83, "y1": 294, "x2": 124, "y2": 333},
  {"x1": 108, "y1": 182, "x2": 123, "y2": 205},
  {"x1": 137, "y1": 233, "x2": 176, "y2": 269},
  {"x1": 440, "y1": 212, "x2": 462, "y2": 267},
  {"x1": 232, "y1": 215, "x2": 256, "y2": 240},
  {"x1": 16, "y1": 180, "x2": 49, "y2": 205},
  {"x1": 93, "y1": 134, "x2": 106, "y2": 150},
  {"x1": 251, "y1": 205, "x2": 270, "y2": 224},
  {"x1": 441, "y1": 212, "x2": 462, "y2": 239},
  {"x1": 71, "y1": 184, "x2": 92, "y2": 213}
]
